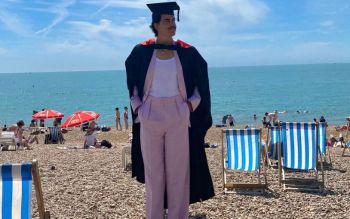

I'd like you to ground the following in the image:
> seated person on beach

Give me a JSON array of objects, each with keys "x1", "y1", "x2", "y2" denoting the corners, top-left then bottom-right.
[
  {"x1": 272, "y1": 110, "x2": 279, "y2": 126},
  {"x1": 320, "y1": 116, "x2": 326, "y2": 123},
  {"x1": 55, "y1": 117, "x2": 62, "y2": 125},
  {"x1": 327, "y1": 135, "x2": 338, "y2": 147},
  {"x1": 227, "y1": 114, "x2": 235, "y2": 126},
  {"x1": 2, "y1": 124, "x2": 7, "y2": 131},
  {"x1": 39, "y1": 119, "x2": 45, "y2": 127},
  {"x1": 45, "y1": 121, "x2": 65, "y2": 144},
  {"x1": 84, "y1": 130, "x2": 101, "y2": 149},
  {"x1": 82, "y1": 122, "x2": 89, "y2": 131},
  {"x1": 29, "y1": 119, "x2": 36, "y2": 128},
  {"x1": 262, "y1": 115, "x2": 271, "y2": 128},
  {"x1": 87, "y1": 121, "x2": 96, "y2": 131},
  {"x1": 15, "y1": 120, "x2": 37, "y2": 150},
  {"x1": 335, "y1": 125, "x2": 348, "y2": 132},
  {"x1": 222, "y1": 114, "x2": 228, "y2": 125}
]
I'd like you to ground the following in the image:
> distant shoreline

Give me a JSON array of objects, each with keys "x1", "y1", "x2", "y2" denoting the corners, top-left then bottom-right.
[{"x1": 1, "y1": 62, "x2": 350, "y2": 74}]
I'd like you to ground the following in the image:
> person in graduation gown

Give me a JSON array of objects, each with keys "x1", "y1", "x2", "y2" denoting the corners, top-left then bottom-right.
[{"x1": 125, "y1": 2, "x2": 214, "y2": 218}]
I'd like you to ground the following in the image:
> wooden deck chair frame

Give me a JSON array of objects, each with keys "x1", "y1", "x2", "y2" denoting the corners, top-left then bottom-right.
[
  {"x1": 0, "y1": 131, "x2": 17, "y2": 151},
  {"x1": 346, "y1": 117, "x2": 350, "y2": 139},
  {"x1": 318, "y1": 123, "x2": 332, "y2": 166},
  {"x1": 342, "y1": 140, "x2": 350, "y2": 156},
  {"x1": 122, "y1": 145, "x2": 131, "y2": 171},
  {"x1": 342, "y1": 118, "x2": 350, "y2": 156},
  {"x1": 277, "y1": 122, "x2": 325, "y2": 192},
  {"x1": 32, "y1": 160, "x2": 51, "y2": 218},
  {"x1": 0, "y1": 160, "x2": 50, "y2": 218},
  {"x1": 266, "y1": 126, "x2": 280, "y2": 168},
  {"x1": 221, "y1": 128, "x2": 268, "y2": 193}
]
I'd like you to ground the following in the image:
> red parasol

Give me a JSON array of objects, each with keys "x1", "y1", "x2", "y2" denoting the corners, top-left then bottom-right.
[
  {"x1": 61, "y1": 111, "x2": 100, "y2": 128},
  {"x1": 32, "y1": 109, "x2": 64, "y2": 119}
]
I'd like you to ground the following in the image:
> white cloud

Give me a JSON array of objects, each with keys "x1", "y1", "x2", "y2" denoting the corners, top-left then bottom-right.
[
  {"x1": 0, "y1": 47, "x2": 7, "y2": 55},
  {"x1": 320, "y1": 20, "x2": 334, "y2": 28},
  {"x1": 67, "y1": 17, "x2": 150, "y2": 41},
  {"x1": 83, "y1": 0, "x2": 269, "y2": 28},
  {"x1": 295, "y1": 41, "x2": 332, "y2": 50},
  {"x1": 36, "y1": 0, "x2": 76, "y2": 36},
  {"x1": 4, "y1": 0, "x2": 21, "y2": 3},
  {"x1": 0, "y1": 10, "x2": 30, "y2": 36},
  {"x1": 229, "y1": 33, "x2": 268, "y2": 41},
  {"x1": 83, "y1": 0, "x2": 146, "y2": 11},
  {"x1": 41, "y1": 17, "x2": 150, "y2": 61},
  {"x1": 282, "y1": 41, "x2": 337, "y2": 64},
  {"x1": 174, "y1": 0, "x2": 269, "y2": 47}
]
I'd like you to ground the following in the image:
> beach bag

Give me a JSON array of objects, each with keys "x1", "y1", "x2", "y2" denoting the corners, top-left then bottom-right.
[
  {"x1": 101, "y1": 140, "x2": 112, "y2": 148},
  {"x1": 101, "y1": 126, "x2": 111, "y2": 132}
]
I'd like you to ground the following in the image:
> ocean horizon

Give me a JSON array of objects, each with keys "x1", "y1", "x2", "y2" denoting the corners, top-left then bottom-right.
[{"x1": 1, "y1": 63, "x2": 349, "y2": 127}]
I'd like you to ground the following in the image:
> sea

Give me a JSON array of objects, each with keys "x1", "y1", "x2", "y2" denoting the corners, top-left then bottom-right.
[{"x1": 0, "y1": 63, "x2": 349, "y2": 127}]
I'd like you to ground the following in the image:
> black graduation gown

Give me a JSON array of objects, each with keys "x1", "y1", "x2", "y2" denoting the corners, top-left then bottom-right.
[{"x1": 125, "y1": 39, "x2": 215, "y2": 204}]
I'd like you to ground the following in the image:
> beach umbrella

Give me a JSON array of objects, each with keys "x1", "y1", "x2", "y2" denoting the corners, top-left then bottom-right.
[
  {"x1": 61, "y1": 111, "x2": 100, "y2": 128},
  {"x1": 32, "y1": 109, "x2": 64, "y2": 119}
]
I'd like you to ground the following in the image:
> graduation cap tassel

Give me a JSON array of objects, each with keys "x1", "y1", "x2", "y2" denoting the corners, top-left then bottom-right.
[{"x1": 177, "y1": 9, "x2": 180, "y2": 21}]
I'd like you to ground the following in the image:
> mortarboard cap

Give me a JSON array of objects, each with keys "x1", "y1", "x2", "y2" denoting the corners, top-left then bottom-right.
[{"x1": 147, "y1": 2, "x2": 180, "y2": 21}]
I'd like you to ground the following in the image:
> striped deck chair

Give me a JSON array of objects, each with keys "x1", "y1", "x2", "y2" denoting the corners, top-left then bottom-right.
[
  {"x1": 343, "y1": 118, "x2": 350, "y2": 156},
  {"x1": 318, "y1": 122, "x2": 332, "y2": 166},
  {"x1": 266, "y1": 126, "x2": 281, "y2": 167},
  {"x1": 346, "y1": 117, "x2": 350, "y2": 138},
  {"x1": 0, "y1": 160, "x2": 50, "y2": 219},
  {"x1": 0, "y1": 131, "x2": 17, "y2": 151},
  {"x1": 342, "y1": 140, "x2": 350, "y2": 157},
  {"x1": 221, "y1": 128, "x2": 267, "y2": 193},
  {"x1": 45, "y1": 127, "x2": 63, "y2": 144},
  {"x1": 278, "y1": 122, "x2": 324, "y2": 192}
]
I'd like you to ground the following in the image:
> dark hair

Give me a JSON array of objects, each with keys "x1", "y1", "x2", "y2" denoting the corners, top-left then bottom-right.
[
  {"x1": 17, "y1": 120, "x2": 25, "y2": 127},
  {"x1": 31, "y1": 119, "x2": 35, "y2": 123},
  {"x1": 149, "y1": 13, "x2": 161, "y2": 36},
  {"x1": 124, "y1": 106, "x2": 128, "y2": 109},
  {"x1": 116, "y1": 108, "x2": 119, "y2": 111}
]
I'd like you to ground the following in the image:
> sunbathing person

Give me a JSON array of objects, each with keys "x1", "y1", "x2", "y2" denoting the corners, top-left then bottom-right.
[
  {"x1": 15, "y1": 120, "x2": 37, "y2": 150},
  {"x1": 335, "y1": 125, "x2": 348, "y2": 132},
  {"x1": 84, "y1": 129, "x2": 101, "y2": 149}
]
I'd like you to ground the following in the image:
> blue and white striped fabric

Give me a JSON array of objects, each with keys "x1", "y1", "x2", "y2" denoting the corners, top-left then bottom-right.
[
  {"x1": 49, "y1": 127, "x2": 59, "y2": 142},
  {"x1": 269, "y1": 126, "x2": 280, "y2": 160},
  {"x1": 281, "y1": 123, "x2": 316, "y2": 170},
  {"x1": 0, "y1": 163, "x2": 32, "y2": 219},
  {"x1": 346, "y1": 140, "x2": 350, "y2": 148},
  {"x1": 225, "y1": 129, "x2": 260, "y2": 171},
  {"x1": 318, "y1": 122, "x2": 326, "y2": 155}
]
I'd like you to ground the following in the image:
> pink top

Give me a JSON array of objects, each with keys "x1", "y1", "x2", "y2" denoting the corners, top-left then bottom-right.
[
  {"x1": 130, "y1": 50, "x2": 201, "y2": 123},
  {"x1": 149, "y1": 57, "x2": 180, "y2": 97}
]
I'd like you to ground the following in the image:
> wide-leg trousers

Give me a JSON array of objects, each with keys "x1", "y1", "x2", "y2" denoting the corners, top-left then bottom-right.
[{"x1": 139, "y1": 95, "x2": 190, "y2": 219}]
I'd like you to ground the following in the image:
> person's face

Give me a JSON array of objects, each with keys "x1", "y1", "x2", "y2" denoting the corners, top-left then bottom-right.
[{"x1": 154, "y1": 14, "x2": 176, "y2": 37}]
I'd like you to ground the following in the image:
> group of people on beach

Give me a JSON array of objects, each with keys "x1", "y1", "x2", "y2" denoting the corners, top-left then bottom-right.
[
  {"x1": 1, "y1": 120, "x2": 38, "y2": 150},
  {"x1": 262, "y1": 110, "x2": 279, "y2": 127},
  {"x1": 221, "y1": 110, "x2": 328, "y2": 129},
  {"x1": 115, "y1": 107, "x2": 129, "y2": 131},
  {"x1": 222, "y1": 114, "x2": 235, "y2": 126}
]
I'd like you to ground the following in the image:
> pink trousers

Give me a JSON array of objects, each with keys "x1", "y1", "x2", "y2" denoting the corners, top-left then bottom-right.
[{"x1": 139, "y1": 95, "x2": 190, "y2": 219}]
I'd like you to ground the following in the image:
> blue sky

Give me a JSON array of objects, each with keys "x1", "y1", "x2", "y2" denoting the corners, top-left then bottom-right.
[{"x1": 0, "y1": 0, "x2": 350, "y2": 73}]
